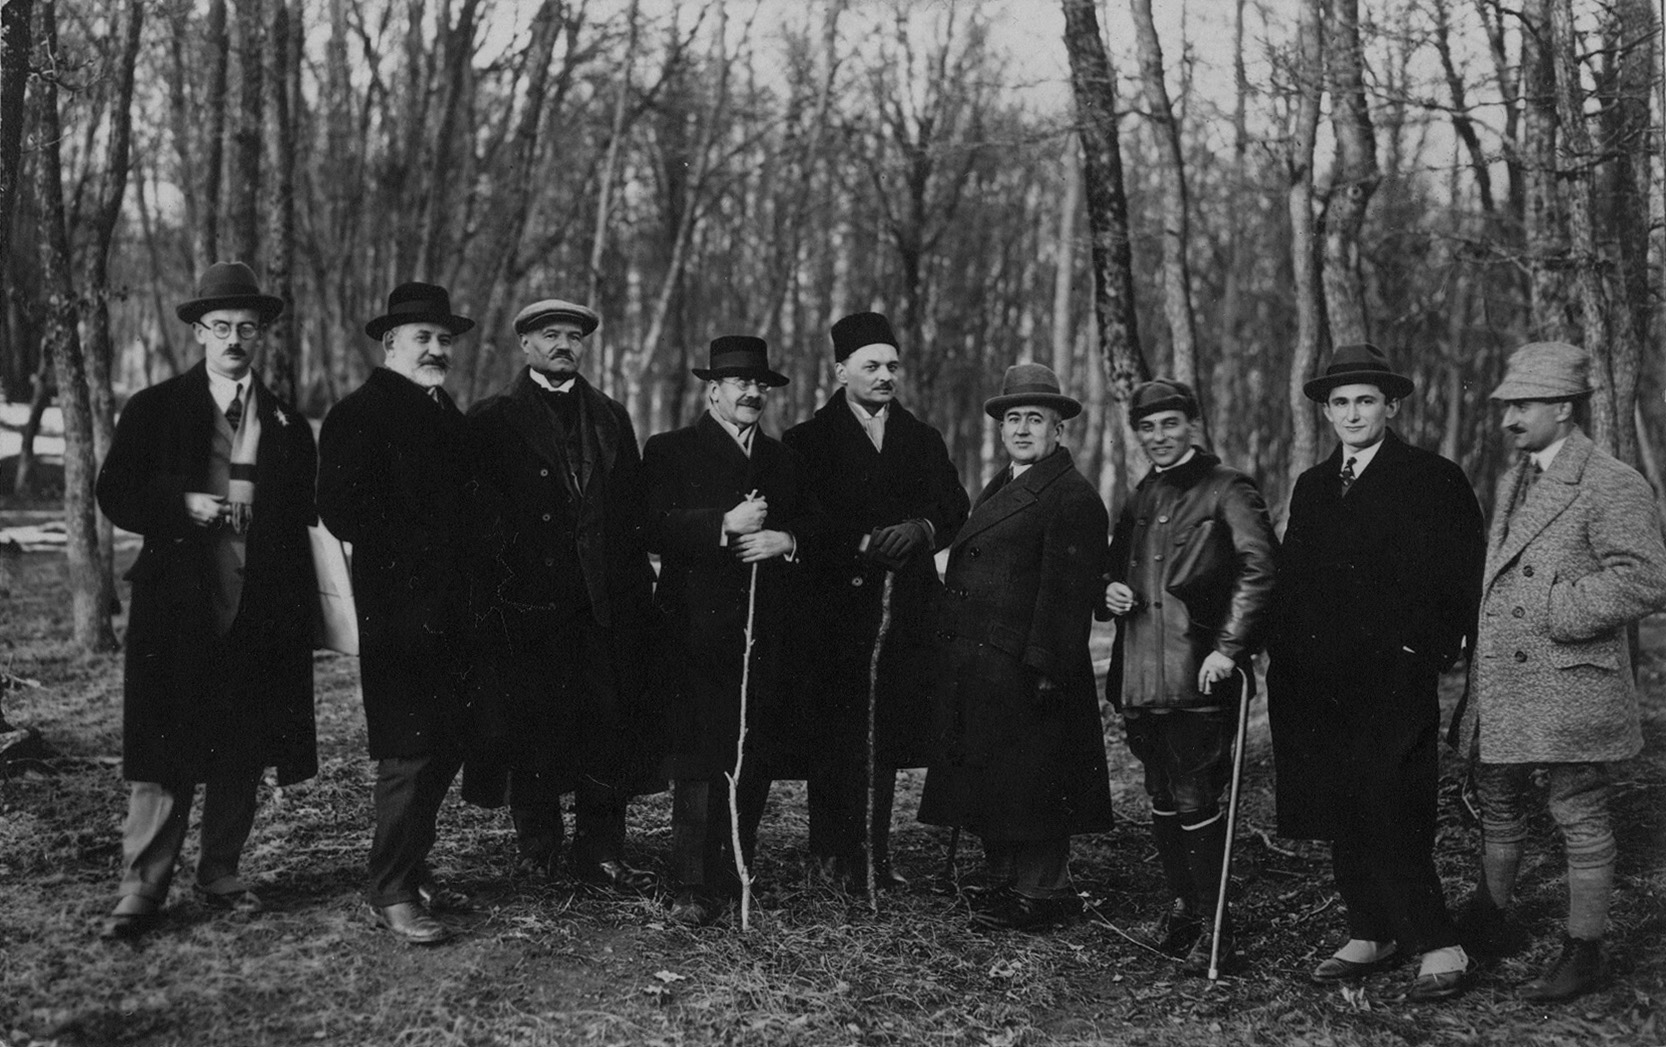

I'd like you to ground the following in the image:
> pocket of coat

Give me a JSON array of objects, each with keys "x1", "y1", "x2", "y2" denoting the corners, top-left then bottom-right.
[{"x1": 1547, "y1": 639, "x2": 1620, "y2": 671}]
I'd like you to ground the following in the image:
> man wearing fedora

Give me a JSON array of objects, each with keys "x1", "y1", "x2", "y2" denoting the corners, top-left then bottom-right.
[
  {"x1": 463, "y1": 298, "x2": 660, "y2": 890},
  {"x1": 94, "y1": 262, "x2": 318, "y2": 939},
  {"x1": 781, "y1": 311, "x2": 969, "y2": 892},
  {"x1": 317, "y1": 282, "x2": 479, "y2": 945},
  {"x1": 641, "y1": 336, "x2": 824, "y2": 924},
  {"x1": 1105, "y1": 378, "x2": 1278, "y2": 972},
  {"x1": 918, "y1": 364, "x2": 1112, "y2": 932},
  {"x1": 1268, "y1": 343, "x2": 1485, "y2": 999},
  {"x1": 1454, "y1": 341, "x2": 1666, "y2": 1000}
]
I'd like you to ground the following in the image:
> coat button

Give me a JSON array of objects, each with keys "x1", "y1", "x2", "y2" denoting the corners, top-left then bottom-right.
[
  {"x1": 1158, "y1": 515, "x2": 1169, "y2": 523},
  {"x1": 852, "y1": 576, "x2": 864, "y2": 587},
  {"x1": 545, "y1": 557, "x2": 555, "y2": 567},
  {"x1": 1512, "y1": 607, "x2": 1525, "y2": 618},
  {"x1": 1514, "y1": 650, "x2": 1528, "y2": 663},
  {"x1": 1523, "y1": 566, "x2": 1535, "y2": 577},
  {"x1": 1154, "y1": 554, "x2": 1164, "y2": 562},
  {"x1": 540, "y1": 468, "x2": 549, "y2": 477},
  {"x1": 542, "y1": 513, "x2": 552, "y2": 522},
  {"x1": 970, "y1": 546, "x2": 981, "y2": 557},
  {"x1": 1151, "y1": 600, "x2": 1162, "y2": 609}
]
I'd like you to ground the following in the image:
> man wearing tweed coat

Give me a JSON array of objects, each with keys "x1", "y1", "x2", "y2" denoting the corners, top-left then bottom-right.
[{"x1": 1457, "y1": 341, "x2": 1666, "y2": 1001}]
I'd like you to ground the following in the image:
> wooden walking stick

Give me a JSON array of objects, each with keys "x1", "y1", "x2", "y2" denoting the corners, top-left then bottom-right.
[
  {"x1": 1208, "y1": 666, "x2": 1253, "y2": 981},
  {"x1": 863, "y1": 571, "x2": 897, "y2": 910},
  {"x1": 726, "y1": 491, "x2": 763, "y2": 930}
]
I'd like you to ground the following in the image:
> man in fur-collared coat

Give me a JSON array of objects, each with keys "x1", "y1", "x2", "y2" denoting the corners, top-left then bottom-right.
[
  {"x1": 919, "y1": 364, "x2": 1112, "y2": 934},
  {"x1": 1455, "y1": 341, "x2": 1666, "y2": 1001}
]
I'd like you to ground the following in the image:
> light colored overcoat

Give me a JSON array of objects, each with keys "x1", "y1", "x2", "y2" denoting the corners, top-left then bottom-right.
[{"x1": 1474, "y1": 428, "x2": 1666, "y2": 763}]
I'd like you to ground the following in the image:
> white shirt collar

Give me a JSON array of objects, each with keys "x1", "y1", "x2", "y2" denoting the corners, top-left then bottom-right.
[
  {"x1": 207, "y1": 368, "x2": 248, "y2": 414},
  {"x1": 1011, "y1": 461, "x2": 1033, "y2": 479},
  {"x1": 1153, "y1": 447, "x2": 1197, "y2": 474},
  {"x1": 847, "y1": 396, "x2": 887, "y2": 450},
  {"x1": 1531, "y1": 436, "x2": 1568, "y2": 474},
  {"x1": 527, "y1": 369, "x2": 576, "y2": 394},
  {"x1": 1340, "y1": 436, "x2": 1386, "y2": 476},
  {"x1": 710, "y1": 411, "x2": 756, "y2": 455}
]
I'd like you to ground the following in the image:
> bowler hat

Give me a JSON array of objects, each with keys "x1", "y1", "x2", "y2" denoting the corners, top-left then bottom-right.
[
  {"x1": 1303, "y1": 342, "x2": 1414, "y2": 403},
  {"x1": 1130, "y1": 378, "x2": 1199, "y2": 422},
  {"x1": 983, "y1": 363, "x2": 1081, "y2": 420},
  {"x1": 691, "y1": 335, "x2": 790, "y2": 387},
  {"x1": 830, "y1": 311, "x2": 898, "y2": 362},
  {"x1": 176, "y1": 261, "x2": 284, "y2": 325},
  {"x1": 1490, "y1": 341, "x2": 1592, "y2": 402},
  {"x1": 514, "y1": 298, "x2": 599, "y2": 337},
  {"x1": 364, "y1": 282, "x2": 475, "y2": 340}
]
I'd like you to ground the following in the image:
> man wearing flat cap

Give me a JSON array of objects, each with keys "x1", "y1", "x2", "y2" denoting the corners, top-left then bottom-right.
[
  {"x1": 1105, "y1": 378, "x2": 1277, "y2": 972},
  {"x1": 1268, "y1": 343, "x2": 1484, "y2": 998},
  {"x1": 463, "y1": 299, "x2": 660, "y2": 891},
  {"x1": 94, "y1": 261, "x2": 318, "y2": 940},
  {"x1": 919, "y1": 364, "x2": 1112, "y2": 932},
  {"x1": 641, "y1": 336, "x2": 825, "y2": 924},
  {"x1": 317, "y1": 281, "x2": 479, "y2": 945},
  {"x1": 1452, "y1": 341, "x2": 1666, "y2": 1001},
  {"x1": 781, "y1": 311, "x2": 969, "y2": 892}
]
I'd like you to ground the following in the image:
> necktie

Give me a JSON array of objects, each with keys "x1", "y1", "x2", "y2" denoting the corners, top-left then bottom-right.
[
  {"x1": 1339, "y1": 456, "x2": 1357, "y2": 495},
  {"x1": 427, "y1": 387, "x2": 442, "y2": 406},
  {"x1": 225, "y1": 385, "x2": 244, "y2": 430}
]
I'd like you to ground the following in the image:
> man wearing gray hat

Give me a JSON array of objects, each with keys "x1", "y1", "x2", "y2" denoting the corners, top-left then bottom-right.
[
  {"x1": 463, "y1": 298, "x2": 659, "y2": 892},
  {"x1": 1454, "y1": 341, "x2": 1666, "y2": 1001},
  {"x1": 918, "y1": 364, "x2": 1112, "y2": 932}
]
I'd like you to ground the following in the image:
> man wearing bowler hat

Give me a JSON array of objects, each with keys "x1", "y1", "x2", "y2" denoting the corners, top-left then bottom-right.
[
  {"x1": 641, "y1": 336, "x2": 824, "y2": 925},
  {"x1": 95, "y1": 261, "x2": 318, "y2": 940},
  {"x1": 463, "y1": 298, "x2": 660, "y2": 890},
  {"x1": 1453, "y1": 341, "x2": 1666, "y2": 1000},
  {"x1": 918, "y1": 364, "x2": 1112, "y2": 933},
  {"x1": 1268, "y1": 343, "x2": 1484, "y2": 999},
  {"x1": 781, "y1": 311, "x2": 969, "y2": 891},
  {"x1": 317, "y1": 282, "x2": 478, "y2": 945}
]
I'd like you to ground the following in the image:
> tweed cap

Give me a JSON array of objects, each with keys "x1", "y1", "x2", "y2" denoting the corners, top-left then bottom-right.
[
  {"x1": 1130, "y1": 379, "x2": 1199, "y2": 422},
  {"x1": 984, "y1": 363, "x2": 1081, "y2": 420},
  {"x1": 1490, "y1": 341, "x2": 1592, "y2": 401},
  {"x1": 514, "y1": 299, "x2": 599, "y2": 337}
]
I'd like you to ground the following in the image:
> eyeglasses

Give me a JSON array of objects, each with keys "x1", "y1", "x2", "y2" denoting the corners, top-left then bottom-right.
[
  {"x1": 197, "y1": 321, "x2": 263, "y2": 340},
  {"x1": 721, "y1": 378, "x2": 769, "y2": 392}
]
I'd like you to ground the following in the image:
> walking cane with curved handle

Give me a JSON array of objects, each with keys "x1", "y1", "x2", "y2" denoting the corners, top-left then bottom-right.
[{"x1": 1209, "y1": 665, "x2": 1253, "y2": 981}]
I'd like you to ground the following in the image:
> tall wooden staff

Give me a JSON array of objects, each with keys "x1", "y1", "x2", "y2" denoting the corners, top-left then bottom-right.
[
  {"x1": 726, "y1": 492, "x2": 763, "y2": 930},
  {"x1": 863, "y1": 572, "x2": 897, "y2": 909},
  {"x1": 1208, "y1": 667, "x2": 1253, "y2": 981}
]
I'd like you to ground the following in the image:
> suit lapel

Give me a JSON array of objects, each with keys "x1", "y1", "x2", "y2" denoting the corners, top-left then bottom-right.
[
  {"x1": 1485, "y1": 431, "x2": 1590, "y2": 586},
  {"x1": 501, "y1": 370, "x2": 566, "y2": 472},
  {"x1": 953, "y1": 450, "x2": 1066, "y2": 549},
  {"x1": 696, "y1": 412, "x2": 755, "y2": 492}
]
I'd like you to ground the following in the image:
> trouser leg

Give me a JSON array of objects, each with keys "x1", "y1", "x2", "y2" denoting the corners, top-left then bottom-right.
[
  {"x1": 572, "y1": 777, "x2": 628, "y2": 867},
  {"x1": 1332, "y1": 834, "x2": 1393, "y2": 943},
  {"x1": 368, "y1": 748, "x2": 464, "y2": 908},
  {"x1": 700, "y1": 771, "x2": 770, "y2": 899},
  {"x1": 196, "y1": 768, "x2": 264, "y2": 891},
  {"x1": 118, "y1": 782, "x2": 194, "y2": 906},
  {"x1": 1011, "y1": 838, "x2": 1072, "y2": 900},
  {"x1": 1476, "y1": 761, "x2": 1531, "y2": 909}
]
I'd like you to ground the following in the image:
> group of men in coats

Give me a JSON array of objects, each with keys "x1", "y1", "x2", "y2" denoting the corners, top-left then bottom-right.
[{"x1": 94, "y1": 261, "x2": 1666, "y2": 1005}]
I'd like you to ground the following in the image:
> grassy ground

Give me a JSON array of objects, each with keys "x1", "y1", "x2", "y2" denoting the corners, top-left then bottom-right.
[{"x1": 1, "y1": 546, "x2": 1663, "y2": 1047}]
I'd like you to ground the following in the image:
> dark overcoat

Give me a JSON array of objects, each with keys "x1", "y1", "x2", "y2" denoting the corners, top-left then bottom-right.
[
  {"x1": 316, "y1": 367, "x2": 475, "y2": 760},
  {"x1": 1267, "y1": 430, "x2": 1484, "y2": 840},
  {"x1": 463, "y1": 370, "x2": 661, "y2": 798},
  {"x1": 917, "y1": 447, "x2": 1114, "y2": 842},
  {"x1": 641, "y1": 413, "x2": 825, "y2": 779},
  {"x1": 96, "y1": 362, "x2": 318, "y2": 786},
  {"x1": 780, "y1": 390, "x2": 969, "y2": 769}
]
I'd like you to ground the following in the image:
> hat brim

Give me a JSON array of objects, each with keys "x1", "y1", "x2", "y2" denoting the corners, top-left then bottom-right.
[
  {"x1": 364, "y1": 313, "x2": 476, "y2": 341},
  {"x1": 178, "y1": 294, "x2": 285, "y2": 325},
  {"x1": 692, "y1": 367, "x2": 790, "y2": 387},
  {"x1": 984, "y1": 392, "x2": 1082, "y2": 421},
  {"x1": 1488, "y1": 377, "x2": 1591, "y2": 402},
  {"x1": 516, "y1": 309, "x2": 599, "y2": 337},
  {"x1": 1303, "y1": 371, "x2": 1414, "y2": 403}
]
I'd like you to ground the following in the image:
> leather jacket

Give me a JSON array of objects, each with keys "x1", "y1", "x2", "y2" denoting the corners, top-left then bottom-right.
[{"x1": 1108, "y1": 450, "x2": 1277, "y2": 710}]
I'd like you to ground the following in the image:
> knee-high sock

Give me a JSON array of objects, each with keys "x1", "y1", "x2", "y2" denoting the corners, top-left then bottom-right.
[
  {"x1": 1566, "y1": 861, "x2": 1612, "y2": 941},
  {"x1": 1481, "y1": 837, "x2": 1522, "y2": 909}
]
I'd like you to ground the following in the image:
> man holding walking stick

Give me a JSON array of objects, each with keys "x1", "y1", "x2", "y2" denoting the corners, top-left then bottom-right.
[{"x1": 1105, "y1": 379, "x2": 1278, "y2": 974}]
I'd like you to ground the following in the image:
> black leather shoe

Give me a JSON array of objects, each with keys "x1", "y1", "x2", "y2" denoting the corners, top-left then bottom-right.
[
  {"x1": 1153, "y1": 899, "x2": 1202, "y2": 955},
  {"x1": 1454, "y1": 891, "x2": 1525, "y2": 958},
  {"x1": 1183, "y1": 924, "x2": 1234, "y2": 975},
  {"x1": 99, "y1": 910, "x2": 160, "y2": 941},
  {"x1": 194, "y1": 885, "x2": 263, "y2": 914},
  {"x1": 371, "y1": 902, "x2": 451, "y2": 945},
  {"x1": 668, "y1": 889, "x2": 725, "y2": 927},
  {"x1": 1520, "y1": 934, "x2": 1602, "y2": 1002},
  {"x1": 1311, "y1": 945, "x2": 1399, "y2": 984},
  {"x1": 1406, "y1": 968, "x2": 1469, "y2": 1002},
  {"x1": 417, "y1": 881, "x2": 472, "y2": 912},
  {"x1": 969, "y1": 893, "x2": 1079, "y2": 933},
  {"x1": 512, "y1": 853, "x2": 558, "y2": 883},
  {"x1": 575, "y1": 859, "x2": 656, "y2": 893}
]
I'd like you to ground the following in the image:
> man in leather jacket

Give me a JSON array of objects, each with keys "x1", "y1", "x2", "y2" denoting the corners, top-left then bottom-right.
[{"x1": 1106, "y1": 379, "x2": 1277, "y2": 973}]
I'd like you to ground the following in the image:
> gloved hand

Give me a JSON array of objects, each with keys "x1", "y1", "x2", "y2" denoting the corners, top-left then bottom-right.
[{"x1": 869, "y1": 519, "x2": 929, "y2": 562}]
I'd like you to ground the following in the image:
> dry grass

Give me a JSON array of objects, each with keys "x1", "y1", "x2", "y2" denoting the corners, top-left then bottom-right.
[{"x1": 2, "y1": 547, "x2": 1663, "y2": 1047}]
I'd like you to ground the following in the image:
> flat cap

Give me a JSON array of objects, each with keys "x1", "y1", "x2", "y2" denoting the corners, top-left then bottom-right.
[
  {"x1": 1490, "y1": 341, "x2": 1592, "y2": 401},
  {"x1": 514, "y1": 299, "x2": 599, "y2": 337},
  {"x1": 1130, "y1": 379, "x2": 1199, "y2": 422}
]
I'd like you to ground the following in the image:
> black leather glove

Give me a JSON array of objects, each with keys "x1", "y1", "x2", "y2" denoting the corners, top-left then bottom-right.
[{"x1": 869, "y1": 519, "x2": 929, "y2": 562}]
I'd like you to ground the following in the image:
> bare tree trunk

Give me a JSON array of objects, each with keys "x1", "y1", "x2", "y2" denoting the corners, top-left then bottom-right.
[
  {"x1": 1050, "y1": 138, "x2": 1080, "y2": 390},
  {"x1": 13, "y1": 352, "x2": 52, "y2": 497},
  {"x1": 0, "y1": 0, "x2": 33, "y2": 268},
  {"x1": 34, "y1": 0, "x2": 117, "y2": 651},
  {"x1": 195, "y1": 0, "x2": 230, "y2": 270},
  {"x1": 1285, "y1": 0, "x2": 1325, "y2": 507},
  {"x1": 587, "y1": 0, "x2": 642, "y2": 391},
  {"x1": 416, "y1": 0, "x2": 482, "y2": 280},
  {"x1": 1522, "y1": 0, "x2": 1566, "y2": 340},
  {"x1": 227, "y1": 0, "x2": 263, "y2": 264},
  {"x1": 1319, "y1": 0, "x2": 1377, "y2": 347},
  {"x1": 262, "y1": 0, "x2": 298, "y2": 403}
]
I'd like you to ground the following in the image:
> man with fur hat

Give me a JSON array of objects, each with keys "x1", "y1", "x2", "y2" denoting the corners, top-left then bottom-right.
[
  {"x1": 640, "y1": 336, "x2": 825, "y2": 924},
  {"x1": 919, "y1": 364, "x2": 1112, "y2": 932},
  {"x1": 1268, "y1": 343, "x2": 1485, "y2": 999},
  {"x1": 1454, "y1": 341, "x2": 1666, "y2": 1000},
  {"x1": 463, "y1": 298, "x2": 660, "y2": 891},
  {"x1": 317, "y1": 282, "x2": 479, "y2": 945},
  {"x1": 781, "y1": 311, "x2": 969, "y2": 892},
  {"x1": 95, "y1": 262, "x2": 318, "y2": 940},
  {"x1": 1105, "y1": 378, "x2": 1277, "y2": 972}
]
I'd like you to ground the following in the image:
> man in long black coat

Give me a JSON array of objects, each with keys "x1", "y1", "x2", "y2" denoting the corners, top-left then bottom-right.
[
  {"x1": 95, "y1": 262, "x2": 317, "y2": 940},
  {"x1": 782, "y1": 311, "x2": 968, "y2": 890},
  {"x1": 919, "y1": 364, "x2": 1112, "y2": 933},
  {"x1": 317, "y1": 282, "x2": 478, "y2": 945},
  {"x1": 1268, "y1": 343, "x2": 1484, "y2": 999},
  {"x1": 642, "y1": 336, "x2": 824, "y2": 924},
  {"x1": 464, "y1": 298, "x2": 659, "y2": 889}
]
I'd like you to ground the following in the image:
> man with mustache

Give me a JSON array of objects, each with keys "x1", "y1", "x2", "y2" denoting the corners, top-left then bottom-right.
[
  {"x1": 317, "y1": 282, "x2": 478, "y2": 945},
  {"x1": 641, "y1": 336, "x2": 824, "y2": 924},
  {"x1": 463, "y1": 299, "x2": 659, "y2": 891},
  {"x1": 94, "y1": 262, "x2": 317, "y2": 939},
  {"x1": 781, "y1": 311, "x2": 968, "y2": 892},
  {"x1": 1268, "y1": 343, "x2": 1484, "y2": 999},
  {"x1": 1454, "y1": 341, "x2": 1666, "y2": 1000},
  {"x1": 1105, "y1": 379, "x2": 1277, "y2": 972}
]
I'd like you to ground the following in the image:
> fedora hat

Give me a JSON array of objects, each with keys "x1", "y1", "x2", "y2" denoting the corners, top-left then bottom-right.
[
  {"x1": 176, "y1": 261, "x2": 284, "y2": 325},
  {"x1": 1303, "y1": 342, "x2": 1414, "y2": 403},
  {"x1": 984, "y1": 363, "x2": 1081, "y2": 420},
  {"x1": 830, "y1": 311, "x2": 898, "y2": 362},
  {"x1": 691, "y1": 335, "x2": 790, "y2": 387},
  {"x1": 364, "y1": 282, "x2": 475, "y2": 340},
  {"x1": 513, "y1": 298, "x2": 600, "y2": 337}
]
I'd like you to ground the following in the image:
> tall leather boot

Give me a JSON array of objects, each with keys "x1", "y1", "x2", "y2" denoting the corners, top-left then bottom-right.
[
  {"x1": 1151, "y1": 811, "x2": 1199, "y2": 954},
  {"x1": 1181, "y1": 811, "x2": 1232, "y2": 975}
]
